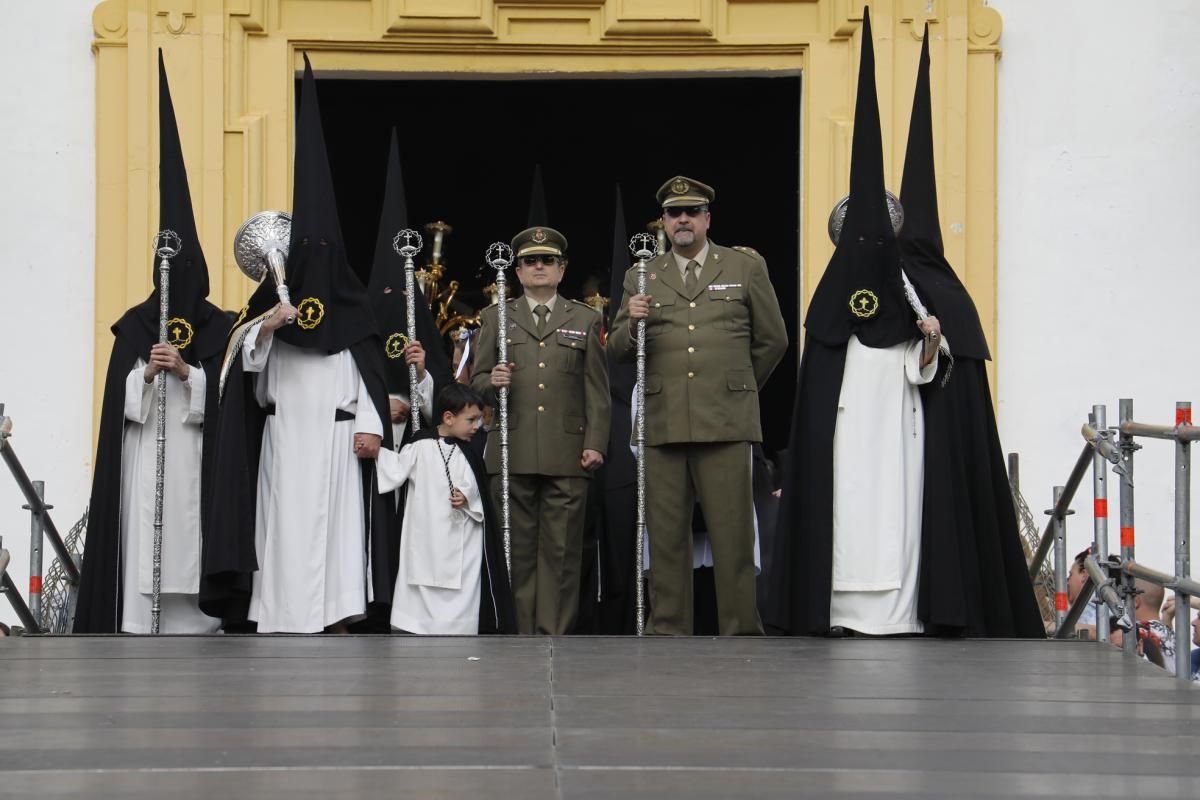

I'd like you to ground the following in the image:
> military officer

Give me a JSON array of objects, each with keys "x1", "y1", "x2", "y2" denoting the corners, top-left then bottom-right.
[
  {"x1": 608, "y1": 176, "x2": 788, "y2": 636},
  {"x1": 472, "y1": 226, "x2": 611, "y2": 634}
]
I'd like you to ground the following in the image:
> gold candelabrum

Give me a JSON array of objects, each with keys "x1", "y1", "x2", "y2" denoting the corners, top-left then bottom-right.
[
  {"x1": 647, "y1": 219, "x2": 668, "y2": 256},
  {"x1": 582, "y1": 292, "x2": 609, "y2": 314}
]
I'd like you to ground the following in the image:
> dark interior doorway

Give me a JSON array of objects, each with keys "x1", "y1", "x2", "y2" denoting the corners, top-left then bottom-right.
[{"x1": 311, "y1": 73, "x2": 801, "y2": 454}]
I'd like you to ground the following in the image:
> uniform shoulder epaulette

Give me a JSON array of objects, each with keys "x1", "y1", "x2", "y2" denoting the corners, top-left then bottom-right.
[
  {"x1": 569, "y1": 298, "x2": 602, "y2": 314},
  {"x1": 731, "y1": 245, "x2": 763, "y2": 260}
]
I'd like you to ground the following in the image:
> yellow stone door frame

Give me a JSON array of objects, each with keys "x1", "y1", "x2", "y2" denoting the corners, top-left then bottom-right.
[{"x1": 90, "y1": 0, "x2": 1003, "y2": 428}]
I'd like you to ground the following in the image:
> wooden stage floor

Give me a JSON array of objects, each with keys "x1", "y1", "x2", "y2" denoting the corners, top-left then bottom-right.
[{"x1": 0, "y1": 636, "x2": 1197, "y2": 799}]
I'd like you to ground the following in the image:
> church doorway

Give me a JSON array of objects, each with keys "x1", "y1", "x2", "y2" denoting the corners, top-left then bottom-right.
[{"x1": 315, "y1": 73, "x2": 802, "y2": 453}]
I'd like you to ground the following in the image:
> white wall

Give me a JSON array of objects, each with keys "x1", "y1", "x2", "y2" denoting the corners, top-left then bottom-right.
[
  {"x1": 0, "y1": 3, "x2": 97, "y2": 627},
  {"x1": 993, "y1": 0, "x2": 1200, "y2": 590}
]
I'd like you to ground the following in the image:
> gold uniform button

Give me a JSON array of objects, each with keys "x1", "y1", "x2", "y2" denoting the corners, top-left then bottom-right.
[
  {"x1": 538, "y1": 383, "x2": 545, "y2": 390},
  {"x1": 688, "y1": 324, "x2": 695, "y2": 331},
  {"x1": 689, "y1": 302, "x2": 697, "y2": 309},
  {"x1": 537, "y1": 405, "x2": 545, "y2": 412},
  {"x1": 538, "y1": 362, "x2": 546, "y2": 368},
  {"x1": 687, "y1": 346, "x2": 695, "y2": 354},
  {"x1": 687, "y1": 371, "x2": 695, "y2": 379},
  {"x1": 539, "y1": 341, "x2": 546, "y2": 348}
]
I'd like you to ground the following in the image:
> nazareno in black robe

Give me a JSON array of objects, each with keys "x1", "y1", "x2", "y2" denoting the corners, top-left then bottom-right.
[
  {"x1": 368, "y1": 127, "x2": 453, "y2": 446},
  {"x1": 74, "y1": 52, "x2": 233, "y2": 633},
  {"x1": 199, "y1": 55, "x2": 395, "y2": 628},
  {"x1": 900, "y1": 27, "x2": 1043, "y2": 638},
  {"x1": 402, "y1": 429, "x2": 518, "y2": 634},
  {"x1": 763, "y1": 8, "x2": 922, "y2": 636}
]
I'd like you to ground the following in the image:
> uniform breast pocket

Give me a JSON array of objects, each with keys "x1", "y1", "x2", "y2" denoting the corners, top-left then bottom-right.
[
  {"x1": 555, "y1": 332, "x2": 586, "y2": 372},
  {"x1": 648, "y1": 293, "x2": 676, "y2": 335},
  {"x1": 504, "y1": 332, "x2": 529, "y2": 369},
  {"x1": 710, "y1": 286, "x2": 748, "y2": 332}
]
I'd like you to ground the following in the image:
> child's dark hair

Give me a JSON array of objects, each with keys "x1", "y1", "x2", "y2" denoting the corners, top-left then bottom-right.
[{"x1": 437, "y1": 383, "x2": 485, "y2": 419}]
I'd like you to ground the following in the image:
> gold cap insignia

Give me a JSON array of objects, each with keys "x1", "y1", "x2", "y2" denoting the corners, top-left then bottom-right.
[
  {"x1": 296, "y1": 297, "x2": 326, "y2": 330},
  {"x1": 532, "y1": 228, "x2": 548, "y2": 244},
  {"x1": 671, "y1": 179, "x2": 689, "y2": 195},
  {"x1": 166, "y1": 318, "x2": 194, "y2": 350},
  {"x1": 849, "y1": 289, "x2": 880, "y2": 320},
  {"x1": 384, "y1": 332, "x2": 409, "y2": 360}
]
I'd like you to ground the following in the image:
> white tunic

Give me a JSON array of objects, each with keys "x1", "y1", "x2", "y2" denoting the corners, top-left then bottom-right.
[
  {"x1": 119, "y1": 360, "x2": 220, "y2": 634},
  {"x1": 376, "y1": 439, "x2": 485, "y2": 634},
  {"x1": 829, "y1": 335, "x2": 937, "y2": 635},
  {"x1": 242, "y1": 324, "x2": 384, "y2": 633}
]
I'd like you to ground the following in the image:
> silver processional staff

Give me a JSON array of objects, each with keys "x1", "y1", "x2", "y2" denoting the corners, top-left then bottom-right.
[
  {"x1": 629, "y1": 232, "x2": 660, "y2": 636},
  {"x1": 393, "y1": 230, "x2": 425, "y2": 433},
  {"x1": 485, "y1": 241, "x2": 515, "y2": 581},
  {"x1": 233, "y1": 210, "x2": 296, "y2": 324},
  {"x1": 150, "y1": 228, "x2": 181, "y2": 635}
]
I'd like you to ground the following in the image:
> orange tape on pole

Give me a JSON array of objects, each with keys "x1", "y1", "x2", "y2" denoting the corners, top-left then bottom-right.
[
  {"x1": 29, "y1": 575, "x2": 41, "y2": 594},
  {"x1": 1178, "y1": 407, "x2": 1193, "y2": 425},
  {"x1": 1055, "y1": 592, "x2": 1069, "y2": 612},
  {"x1": 1094, "y1": 498, "x2": 1108, "y2": 518},
  {"x1": 1120, "y1": 526, "x2": 1135, "y2": 548}
]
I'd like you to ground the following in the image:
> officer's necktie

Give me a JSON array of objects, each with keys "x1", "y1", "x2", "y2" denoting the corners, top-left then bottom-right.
[
  {"x1": 534, "y1": 304, "x2": 549, "y2": 336},
  {"x1": 684, "y1": 260, "x2": 700, "y2": 294}
]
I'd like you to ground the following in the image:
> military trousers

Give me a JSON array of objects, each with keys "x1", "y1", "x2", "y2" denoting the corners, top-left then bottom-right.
[
  {"x1": 645, "y1": 441, "x2": 762, "y2": 636},
  {"x1": 492, "y1": 474, "x2": 588, "y2": 635}
]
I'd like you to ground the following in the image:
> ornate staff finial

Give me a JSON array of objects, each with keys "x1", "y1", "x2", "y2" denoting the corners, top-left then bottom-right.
[
  {"x1": 629, "y1": 232, "x2": 659, "y2": 260},
  {"x1": 153, "y1": 229, "x2": 182, "y2": 260},
  {"x1": 485, "y1": 242, "x2": 514, "y2": 270},
  {"x1": 393, "y1": 229, "x2": 424, "y2": 259}
]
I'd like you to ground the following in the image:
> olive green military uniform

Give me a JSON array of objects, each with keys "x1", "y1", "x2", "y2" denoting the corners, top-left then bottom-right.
[
  {"x1": 472, "y1": 228, "x2": 611, "y2": 635},
  {"x1": 607, "y1": 177, "x2": 788, "y2": 636}
]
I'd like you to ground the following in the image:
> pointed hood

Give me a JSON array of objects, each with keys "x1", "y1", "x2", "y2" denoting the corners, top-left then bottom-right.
[
  {"x1": 607, "y1": 184, "x2": 636, "y2": 400},
  {"x1": 113, "y1": 50, "x2": 227, "y2": 363},
  {"x1": 527, "y1": 163, "x2": 548, "y2": 228},
  {"x1": 898, "y1": 25, "x2": 990, "y2": 360},
  {"x1": 367, "y1": 127, "x2": 452, "y2": 394},
  {"x1": 803, "y1": 7, "x2": 912, "y2": 348},
  {"x1": 245, "y1": 53, "x2": 377, "y2": 353}
]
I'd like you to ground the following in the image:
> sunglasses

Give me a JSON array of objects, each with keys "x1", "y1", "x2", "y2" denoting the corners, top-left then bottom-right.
[
  {"x1": 665, "y1": 205, "x2": 708, "y2": 218},
  {"x1": 519, "y1": 255, "x2": 562, "y2": 267}
]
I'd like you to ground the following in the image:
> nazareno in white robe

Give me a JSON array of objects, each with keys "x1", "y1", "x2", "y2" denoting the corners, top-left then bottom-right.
[
  {"x1": 119, "y1": 360, "x2": 220, "y2": 634},
  {"x1": 242, "y1": 322, "x2": 385, "y2": 633},
  {"x1": 829, "y1": 334, "x2": 938, "y2": 635},
  {"x1": 376, "y1": 439, "x2": 485, "y2": 634}
]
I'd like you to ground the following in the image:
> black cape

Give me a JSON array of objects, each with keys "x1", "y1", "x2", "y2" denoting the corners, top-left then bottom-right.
[
  {"x1": 901, "y1": 28, "x2": 1042, "y2": 637},
  {"x1": 199, "y1": 54, "x2": 395, "y2": 627},
  {"x1": 406, "y1": 429, "x2": 518, "y2": 634},
  {"x1": 594, "y1": 184, "x2": 640, "y2": 634},
  {"x1": 368, "y1": 127, "x2": 452, "y2": 444},
  {"x1": 74, "y1": 52, "x2": 233, "y2": 633}
]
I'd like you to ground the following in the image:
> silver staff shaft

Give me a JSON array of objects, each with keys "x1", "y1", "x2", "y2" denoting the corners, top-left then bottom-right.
[
  {"x1": 634, "y1": 249, "x2": 650, "y2": 636},
  {"x1": 485, "y1": 241, "x2": 515, "y2": 581},
  {"x1": 496, "y1": 269, "x2": 512, "y2": 580},
  {"x1": 151, "y1": 251, "x2": 170, "y2": 635},
  {"x1": 403, "y1": 251, "x2": 421, "y2": 433}
]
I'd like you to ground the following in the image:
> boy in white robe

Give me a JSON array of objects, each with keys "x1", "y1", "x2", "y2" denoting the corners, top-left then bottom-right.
[{"x1": 376, "y1": 384, "x2": 516, "y2": 634}]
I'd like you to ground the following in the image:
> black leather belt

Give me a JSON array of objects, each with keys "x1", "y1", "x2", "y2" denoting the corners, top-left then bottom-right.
[{"x1": 263, "y1": 403, "x2": 355, "y2": 422}]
